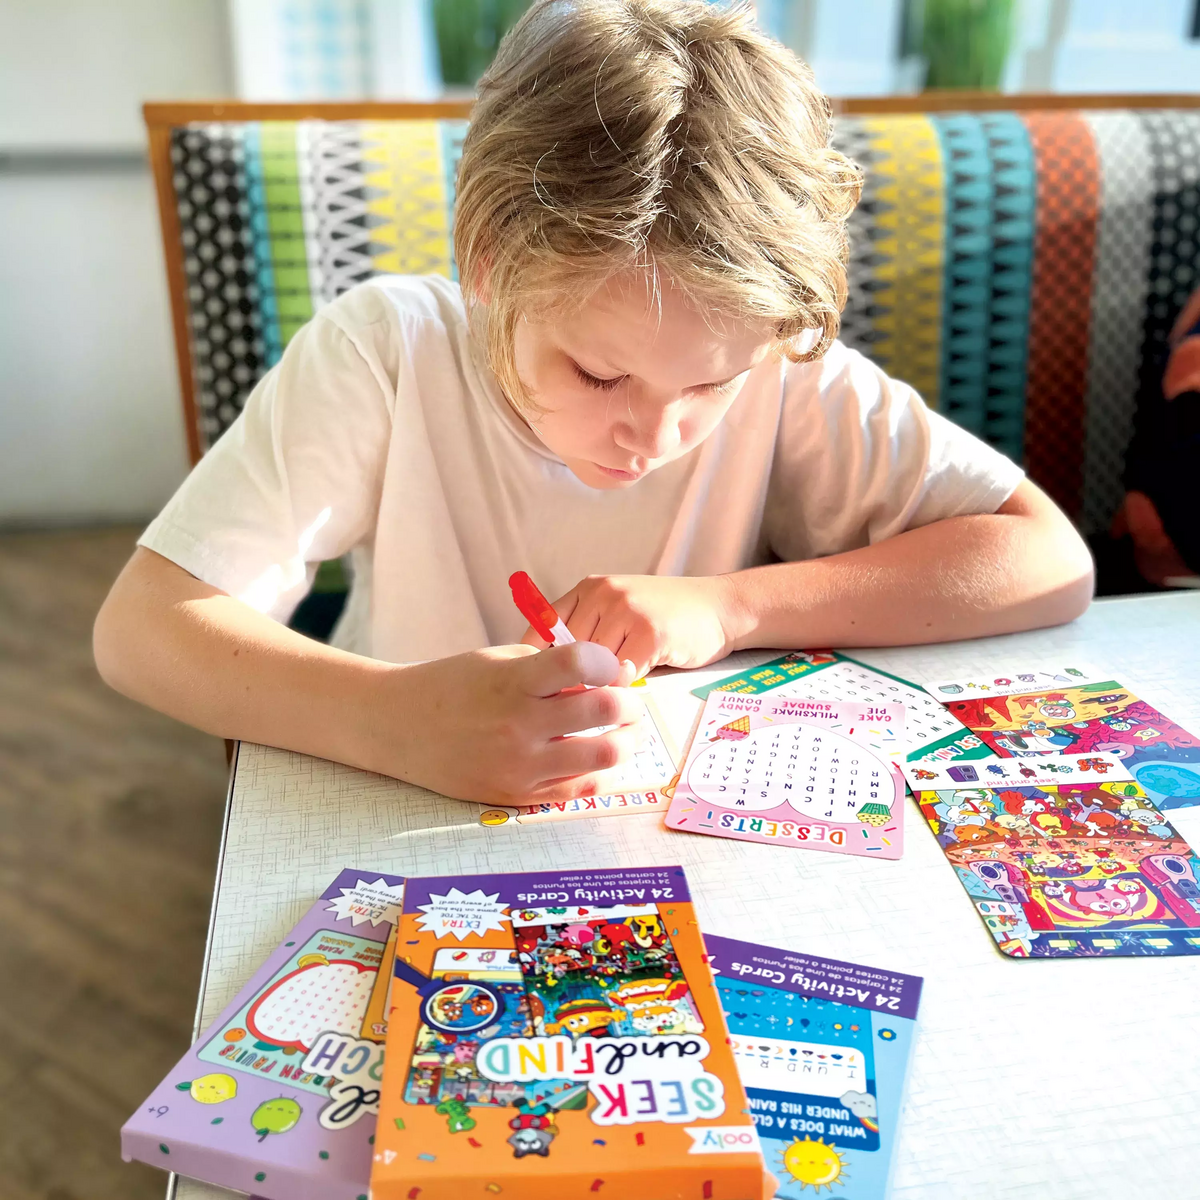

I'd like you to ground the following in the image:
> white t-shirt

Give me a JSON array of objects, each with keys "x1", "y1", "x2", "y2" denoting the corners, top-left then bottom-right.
[{"x1": 141, "y1": 275, "x2": 1024, "y2": 663}]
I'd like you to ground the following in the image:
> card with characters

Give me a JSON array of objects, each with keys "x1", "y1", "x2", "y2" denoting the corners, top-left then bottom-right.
[
  {"x1": 705, "y1": 935, "x2": 922, "y2": 1200},
  {"x1": 692, "y1": 650, "x2": 990, "y2": 765},
  {"x1": 510, "y1": 903, "x2": 705, "y2": 1040},
  {"x1": 374, "y1": 867, "x2": 770, "y2": 1200},
  {"x1": 665, "y1": 691, "x2": 907, "y2": 858},
  {"x1": 905, "y1": 753, "x2": 1200, "y2": 958},
  {"x1": 925, "y1": 664, "x2": 1200, "y2": 809},
  {"x1": 398, "y1": 947, "x2": 541, "y2": 1110}
]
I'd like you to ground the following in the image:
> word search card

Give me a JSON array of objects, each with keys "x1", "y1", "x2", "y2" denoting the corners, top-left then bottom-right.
[
  {"x1": 665, "y1": 691, "x2": 907, "y2": 858},
  {"x1": 693, "y1": 651, "x2": 988, "y2": 765}
]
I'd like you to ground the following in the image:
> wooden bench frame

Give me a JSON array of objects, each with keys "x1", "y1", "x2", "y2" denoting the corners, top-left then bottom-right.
[{"x1": 145, "y1": 93, "x2": 1200, "y2": 464}]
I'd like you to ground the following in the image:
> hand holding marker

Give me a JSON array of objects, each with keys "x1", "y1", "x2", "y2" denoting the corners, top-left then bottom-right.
[{"x1": 509, "y1": 571, "x2": 641, "y2": 702}]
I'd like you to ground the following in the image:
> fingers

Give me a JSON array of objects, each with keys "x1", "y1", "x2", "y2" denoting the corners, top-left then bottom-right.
[
  {"x1": 538, "y1": 681, "x2": 645, "y2": 737},
  {"x1": 520, "y1": 640, "x2": 623, "y2": 696},
  {"x1": 515, "y1": 772, "x2": 609, "y2": 806},
  {"x1": 612, "y1": 630, "x2": 659, "y2": 680},
  {"x1": 560, "y1": 589, "x2": 604, "y2": 644},
  {"x1": 539, "y1": 721, "x2": 644, "y2": 780}
]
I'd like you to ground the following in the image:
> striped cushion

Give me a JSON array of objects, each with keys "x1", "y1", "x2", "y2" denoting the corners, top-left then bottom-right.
[{"x1": 169, "y1": 112, "x2": 1200, "y2": 533}]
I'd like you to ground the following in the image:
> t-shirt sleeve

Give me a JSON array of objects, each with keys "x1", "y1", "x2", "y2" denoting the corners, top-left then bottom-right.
[
  {"x1": 764, "y1": 341, "x2": 1025, "y2": 562},
  {"x1": 139, "y1": 296, "x2": 395, "y2": 623}
]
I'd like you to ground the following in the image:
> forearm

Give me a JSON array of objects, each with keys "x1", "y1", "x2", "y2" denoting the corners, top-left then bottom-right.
[
  {"x1": 94, "y1": 548, "x2": 398, "y2": 773},
  {"x1": 95, "y1": 549, "x2": 644, "y2": 804},
  {"x1": 723, "y1": 483, "x2": 1094, "y2": 650}
]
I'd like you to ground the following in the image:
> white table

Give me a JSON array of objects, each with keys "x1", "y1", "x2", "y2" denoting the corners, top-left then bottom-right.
[{"x1": 171, "y1": 593, "x2": 1200, "y2": 1200}]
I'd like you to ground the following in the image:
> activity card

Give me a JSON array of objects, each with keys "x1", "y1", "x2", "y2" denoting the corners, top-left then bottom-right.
[
  {"x1": 477, "y1": 691, "x2": 681, "y2": 830},
  {"x1": 925, "y1": 664, "x2": 1200, "y2": 809},
  {"x1": 694, "y1": 651, "x2": 990, "y2": 766},
  {"x1": 706, "y1": 935, "x2": 921, "y2": 1200},
  {"x1": 906, "y1": 752, "x2": 1200, "y2": 958},
  {"x1": 665, "y1": 691, "x2": 906, "y2": 858}
]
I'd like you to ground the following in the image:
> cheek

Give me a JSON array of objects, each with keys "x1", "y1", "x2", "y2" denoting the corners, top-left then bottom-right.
[
  {"x1": 532, "y1": 384, "x2": 613, "y2": 451},
  {"x1": 679, "y1": 394, "x2": 737, "y2": 448}
]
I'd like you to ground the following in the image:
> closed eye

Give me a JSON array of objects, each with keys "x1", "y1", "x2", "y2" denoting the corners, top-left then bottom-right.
[
  {"x1": 571, "y1": 361, "x2": 624, "y2": 392},
  {"x1": 698, "y1": 376, "x2": 741, "y2": 396}
]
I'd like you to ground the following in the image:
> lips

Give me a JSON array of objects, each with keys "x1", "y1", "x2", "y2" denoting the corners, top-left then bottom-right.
[{"x1": 595, "y1": 463, "x2": 642, "y2": 481}]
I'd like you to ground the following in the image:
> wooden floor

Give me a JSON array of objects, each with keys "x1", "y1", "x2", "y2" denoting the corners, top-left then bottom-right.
[{"x1": 0, "y1": 527, "x2": 229, "y2": 1200}]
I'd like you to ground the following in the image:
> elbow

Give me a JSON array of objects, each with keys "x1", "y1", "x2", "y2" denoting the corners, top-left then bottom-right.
[
  {"x1": 1056, "y1": 557, "x2": 1095, "y2": 625},
  {"x1": 93, "y1": 581, "x2": 147, "y2": 700},
  {"x1": 93, "y1": 591, "x2": 129, "y2": 695},
  {"x1": 1043, "y1": 523, "x2": 1095, "y2": 627}
]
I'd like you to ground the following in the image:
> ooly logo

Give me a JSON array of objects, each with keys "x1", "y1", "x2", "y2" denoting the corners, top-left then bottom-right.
[{"x1": 684, "y1": 1125, "x2": 762, "y2": 1155}]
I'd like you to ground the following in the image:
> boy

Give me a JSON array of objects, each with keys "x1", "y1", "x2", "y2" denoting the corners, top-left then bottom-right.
[{"x1": 94, "y1": 0, "x2": 1093, "y2": 806}]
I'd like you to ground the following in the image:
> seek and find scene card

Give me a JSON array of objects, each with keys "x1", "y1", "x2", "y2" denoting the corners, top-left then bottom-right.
[
  {"x1": 664, "y1": 691, "x2": 907, "y2": 859},
  {"x1": 925, "y1": 664, "x2": 1200, "y2": 810},
  {"x1": 373, "y1": 866, "x2": 769, "y2": 1200},
  {"x1": 121, "y1": 868, "x2": 406, "y2": 1200},
  {"x1": 705, "y1": 935, "x2": 921, "y2": 1200},
  {"x1": 905, "y1": 752, "x2": 1200, "y2": 958},
  {"x1": 693, "y1": 650, "x2": 990, "y2": 766}
]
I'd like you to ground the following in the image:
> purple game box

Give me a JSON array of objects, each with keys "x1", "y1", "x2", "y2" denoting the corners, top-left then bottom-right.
[{"x1": 121, "y1": 868, "x2": 405, "y2": 1200}]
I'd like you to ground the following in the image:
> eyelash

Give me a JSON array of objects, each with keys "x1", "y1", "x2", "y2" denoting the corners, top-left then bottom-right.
[
  {"x1": 570, "y1": 361, "x2": 739, "y2": 395},
  {"x1": 572, "y1": 362, "x2": 624, "y2": 392}
]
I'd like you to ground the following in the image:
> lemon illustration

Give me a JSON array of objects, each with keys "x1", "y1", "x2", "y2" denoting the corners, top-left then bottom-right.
[{"x1": 177, "y1": 1073, "x2": 238, "y2": 1105}]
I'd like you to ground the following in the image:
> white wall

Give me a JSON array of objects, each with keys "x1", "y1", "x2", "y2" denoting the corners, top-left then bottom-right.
[
  {"x1": 0, "y1": 0, "x2": 233, "y2": 526},
  {"x1": 0, "y1": 0, "x2": 233, "y2": 149}
]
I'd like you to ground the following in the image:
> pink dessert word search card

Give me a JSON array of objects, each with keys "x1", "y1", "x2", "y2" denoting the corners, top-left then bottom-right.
[{"x1": 664, "y1": 692, "x2": 907, "y2": 858}]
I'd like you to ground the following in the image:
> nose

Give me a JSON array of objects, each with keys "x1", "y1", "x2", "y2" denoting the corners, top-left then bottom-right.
[{"x1": 613, "y1": 399, "x2": 681, "y2": 461}]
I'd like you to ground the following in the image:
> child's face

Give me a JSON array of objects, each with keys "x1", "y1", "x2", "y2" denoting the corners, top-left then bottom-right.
[{"x1": 511, "y1": 273, "x2": 777, "y2": 489}]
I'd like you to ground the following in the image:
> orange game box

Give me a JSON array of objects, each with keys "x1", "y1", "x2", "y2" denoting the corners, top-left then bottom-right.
[{"x1": 371, "y1": 865, "x2": 773, "y2": 1199}]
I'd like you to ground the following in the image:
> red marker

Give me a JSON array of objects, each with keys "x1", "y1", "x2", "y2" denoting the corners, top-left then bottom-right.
[{"x1": 509, "y1": 571, "x2": 575, "y2": 647}]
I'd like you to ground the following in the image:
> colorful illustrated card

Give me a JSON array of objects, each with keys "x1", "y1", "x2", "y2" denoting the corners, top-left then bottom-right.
[
  {"x1": 374, "y1": 867, "x2": 771, "y2": 1200},
  {"x1": 705, "y1": 936, "x2": 922, "y2": 1200},
  {"x1": 665, "y1": 691, "x2": 907, "y2": 859},
  {"x1": 403, "y1": 947, "x2": 537, "y2": 1110},
  {"x1": 905, "y1": 753, "x2": 1200, "y2": 958},
  {"x1": 122, "y1": 869, "x2": 405, "y2": 1200},
  {"x1": 511, "y1": 902, "x2": 704, "y2": 1039},
  {"x1": 693, "y1": 650, "x2": 991, "y2": 766},
  {"x1": 925, "y1": 664, "x2": 1200, "y2": 809}
]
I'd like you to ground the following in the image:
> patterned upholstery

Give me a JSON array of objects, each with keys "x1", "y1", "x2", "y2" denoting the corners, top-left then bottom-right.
[{"x1": 168, "y1": 111, "x2": 1200, "y2": 533}]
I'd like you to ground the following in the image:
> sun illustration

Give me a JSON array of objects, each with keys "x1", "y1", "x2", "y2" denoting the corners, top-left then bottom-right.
[{"x1": 780, "y1": 1136, "x2": 848, "y2": 1191}]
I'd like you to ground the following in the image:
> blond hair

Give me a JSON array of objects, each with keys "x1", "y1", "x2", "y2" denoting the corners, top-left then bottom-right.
[{"x1": 454, "y1": 0, "x2": 862, "y2": 407}]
